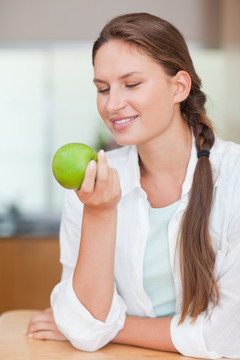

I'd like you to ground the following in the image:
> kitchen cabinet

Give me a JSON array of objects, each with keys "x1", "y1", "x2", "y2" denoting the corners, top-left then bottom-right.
[{"x1": 0, "y1": 236, "x2": 62, "y2": 314}]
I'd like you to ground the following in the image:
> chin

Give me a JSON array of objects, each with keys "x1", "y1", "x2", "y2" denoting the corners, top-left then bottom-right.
[{"x1": 114, "y1": 138, "x2": 136, "y2": 147}]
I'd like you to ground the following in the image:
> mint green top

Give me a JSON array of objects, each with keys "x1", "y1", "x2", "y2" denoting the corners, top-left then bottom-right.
[{"x1": 143, "y1": 201, "x2": 179, "y2": 317}]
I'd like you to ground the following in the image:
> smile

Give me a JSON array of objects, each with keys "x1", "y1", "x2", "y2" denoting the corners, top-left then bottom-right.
[
  {"x1": 111, "y1": 115, "x2": 138, "y2": 131},
  {"x1": 113, "y1": 116, "x2": 138, "y2": 124}
]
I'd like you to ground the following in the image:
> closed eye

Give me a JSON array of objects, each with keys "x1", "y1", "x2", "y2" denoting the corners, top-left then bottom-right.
[
  {"x1": 126, "y1": 83, "x2": 141, "y2": 89},
  {"x1": 98, "y1": 88, "x2": 110, "y2": 94},
  {"x1": 97, "y1": 82, "x2": 141, "y2": 94}
]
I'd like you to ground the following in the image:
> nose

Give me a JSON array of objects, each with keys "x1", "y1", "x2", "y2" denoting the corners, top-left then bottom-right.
[{"x1": 106, "y1": 88, "x2": 126, "y2": 113}]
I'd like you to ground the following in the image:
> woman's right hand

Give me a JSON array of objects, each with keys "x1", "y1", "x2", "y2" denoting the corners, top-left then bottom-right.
[{"x1": 75, "y1": 149, "x2": 121, "y2": 213}]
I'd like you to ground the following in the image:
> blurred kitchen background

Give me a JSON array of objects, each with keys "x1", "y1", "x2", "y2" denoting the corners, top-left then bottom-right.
[{"x1": 0, "y1": 0, "x2": 239, "y2": 313}]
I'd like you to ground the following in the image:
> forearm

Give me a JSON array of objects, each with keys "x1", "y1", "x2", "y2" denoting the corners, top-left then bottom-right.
[
  {"x1": 73, "y1": 205, "x2": 117, "y2": 322},
  {"x1": 112, "y1": 315, "x2": 177, "y2": 353}
]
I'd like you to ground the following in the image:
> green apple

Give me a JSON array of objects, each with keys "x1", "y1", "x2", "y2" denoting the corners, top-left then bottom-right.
[{"x1": 52, "y1": 143, "x2": 98, "y2": 190}]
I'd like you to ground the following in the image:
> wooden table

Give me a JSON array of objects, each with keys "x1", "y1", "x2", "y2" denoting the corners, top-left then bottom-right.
[{"x1": 0, "y1": 310, "x2": 203, "y2": 359}]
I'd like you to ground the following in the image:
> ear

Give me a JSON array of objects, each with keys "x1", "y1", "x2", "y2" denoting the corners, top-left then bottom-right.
[{"x1": 173, "y1": 70, "x2": 191, "y2": 104}]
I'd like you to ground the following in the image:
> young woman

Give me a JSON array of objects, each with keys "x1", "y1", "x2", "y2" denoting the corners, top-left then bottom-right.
[{"x1": 27, "y1": 13, "x2": 240, "y2": 359}]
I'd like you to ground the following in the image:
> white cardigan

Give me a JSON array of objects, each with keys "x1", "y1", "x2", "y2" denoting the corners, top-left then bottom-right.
[{"x1": 51, "y1": 137, "x2": 240, "y2": 359}]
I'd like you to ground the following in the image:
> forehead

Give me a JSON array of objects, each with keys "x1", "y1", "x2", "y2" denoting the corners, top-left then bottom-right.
[
  {"x1": 94, "y1": 39, "x2": 162, "y2": 78},
  {"x1": 95, "y1": 39, "x2": 143, "y2": 58}
]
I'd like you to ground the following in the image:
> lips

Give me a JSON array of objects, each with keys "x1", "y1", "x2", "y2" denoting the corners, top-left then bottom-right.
[
  {"x1": 111, "y1": 115, "x2": 138, "y2": 130},
  {"x1": 113, "y1": 115, "x2": 138, "y2": 124}
]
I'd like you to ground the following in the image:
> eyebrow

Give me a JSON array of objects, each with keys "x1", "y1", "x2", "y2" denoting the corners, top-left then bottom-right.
[{"x1": 93, "y1": 71, "x2": 143, "y2": 84}]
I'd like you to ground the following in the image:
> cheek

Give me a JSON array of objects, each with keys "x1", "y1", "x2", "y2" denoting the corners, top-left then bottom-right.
[
  {"x1": 140, "y1": 91, "x2": 175, "y2": 128},
  {"x1": 137, "y1": 91, "x2": 162, "y2": 115},
  {"x1": 132, "y1": 91, "x2": 152, "y2": 112},
  {"x1": 150, "y1": 86, "x2": 174, "y2": 112}
]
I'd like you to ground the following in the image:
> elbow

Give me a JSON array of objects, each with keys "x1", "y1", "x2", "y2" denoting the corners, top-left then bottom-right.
[
  {"x1": 53, "y1": 316, "x2": 114, "y2": 352},
  {"x1": 69, "y1": 337, "x2": 107, "y2": 352},
  {"x1": 55, "y1": 316, "x2": 124, "y2": 352}
]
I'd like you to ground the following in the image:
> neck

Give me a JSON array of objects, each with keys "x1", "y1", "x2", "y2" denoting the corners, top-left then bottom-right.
[{"x1": 137, "y1": 121, "x2": 192, "y2": 179}]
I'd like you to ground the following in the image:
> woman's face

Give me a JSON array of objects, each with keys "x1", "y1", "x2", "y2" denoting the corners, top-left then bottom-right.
[{"x1": 93, "y1": 39, "x2": 181, "y2": 147}]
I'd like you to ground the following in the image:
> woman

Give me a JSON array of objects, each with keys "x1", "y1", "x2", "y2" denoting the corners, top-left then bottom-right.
[{"x1": 27, "y1": 13, "x2": 240, "y2": 359}]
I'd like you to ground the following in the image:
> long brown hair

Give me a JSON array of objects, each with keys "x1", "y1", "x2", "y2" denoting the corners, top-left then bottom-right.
[{"x1": 92, "y1": 13, "x2": 219, "y2": 323}]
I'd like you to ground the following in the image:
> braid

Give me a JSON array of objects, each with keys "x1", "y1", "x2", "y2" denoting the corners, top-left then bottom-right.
[
  {"x1": 178, "y1": 86, "x2": 219, "y2": 323},
  {"x1": 182, "y1": 85, "x2": 215, "y2": 149}
]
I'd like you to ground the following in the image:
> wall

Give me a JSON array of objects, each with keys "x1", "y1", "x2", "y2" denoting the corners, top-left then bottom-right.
[
  {"x1": 0, "y1": 0, "x2": 220, "y2": 46},
  {"x1": 219, "y1": 0, "x2": 240, "y2": 143}
]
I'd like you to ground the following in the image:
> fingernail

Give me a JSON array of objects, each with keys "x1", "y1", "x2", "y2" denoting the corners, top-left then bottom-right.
[
  {"x1": 28, "y1": 333, "x2": 33, "y2": 338},
  {"x1": 23, "y1": 329, "x2": 27, "y2": 334},
  {"x1": 99, "y1": 149, "x2": 105, "y2": 157},
  {"x1": 89, "y1": 160, "x2": 96, "y2": 170}
]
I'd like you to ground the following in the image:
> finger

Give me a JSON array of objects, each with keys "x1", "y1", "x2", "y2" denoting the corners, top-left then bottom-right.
[
  {"x1": 43, "y1": 307, "x2": 52, "y2": 315},
  {"x1": 77, "y1": 160, "x2": 97, "y2": 197},
  {"x1": 28, "y1": 313, "x2": 53, "y2": 324},
  {"x1": 109, "y1": 168, "x2": 122, "y2": 202},
  {"x1": 27, "y1": 320, "x2": 58, "y2": 335},
  {"x1": 95, "y1": 150, "x2": 108, "y2": 185},
  {"x1": 27, "y1": 330, "x2": 67, "y2": 341},
  {"x1": 26, "y1": 310, "x2": 56, "y2": 335},
  {"x1": 111, "y1": 168, "x2": 121, "y2": 194}
]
